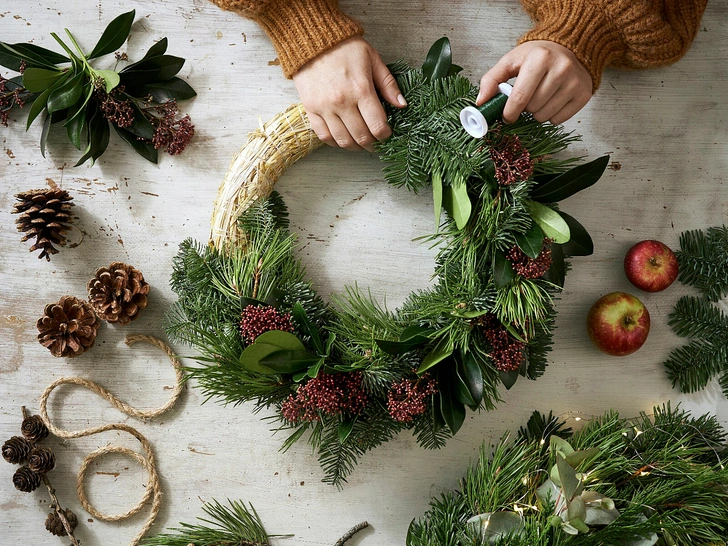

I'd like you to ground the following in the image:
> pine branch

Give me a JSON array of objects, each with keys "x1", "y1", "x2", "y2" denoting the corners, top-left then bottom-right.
[{"x1": 676, "y1": 225, "x2": 728, "y2": 301}]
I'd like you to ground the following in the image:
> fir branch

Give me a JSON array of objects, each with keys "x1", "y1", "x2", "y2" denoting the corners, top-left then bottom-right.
[{"x1": 676, "y1": 225, "x2": 728, "y2": 301}]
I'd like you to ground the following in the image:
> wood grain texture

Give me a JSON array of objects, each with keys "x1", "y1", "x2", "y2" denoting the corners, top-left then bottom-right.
[{"x1": 1, "y1": 1, "x2": 727, "y2": 544}]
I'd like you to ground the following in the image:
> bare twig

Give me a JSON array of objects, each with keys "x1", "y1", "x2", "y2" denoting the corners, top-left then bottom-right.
[
  {"x1": 252, "y1": 257, "x2": 264, "y2": 300},
  {"x1": 334, "y1": 521, "x2": 369, "y2": 546}
]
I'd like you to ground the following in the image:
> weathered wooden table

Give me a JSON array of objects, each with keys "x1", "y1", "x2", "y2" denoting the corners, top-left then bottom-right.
[{"x1": 1, "y1": 1, "x2": 727, "y2": 544}]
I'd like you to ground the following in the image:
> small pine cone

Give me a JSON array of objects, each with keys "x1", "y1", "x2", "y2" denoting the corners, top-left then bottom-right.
[
  {"x1": 87, "y1": 262, "x2": 150, "y2": 324},
  {"x1": 2, "y1": 436, "x2": 33, "y2": 464},
  {"x1": 45, "y1": 508, "x2": 78, "y2": 536},
  {"x1": 11, "y1": 188, "x2": 74, "y2": 261},
  {"x1": 13, "y1": 466, "x2": 42, "y2": 492},
  {"x1": 28, "y1": 446, "x2": 55, "y2": 474},
  {"x1": 21, "y1": 414, "x2": 49, "y2": 442},
  {"x1": 37, "y1": 295, "x2": 100, "y2": 358}
]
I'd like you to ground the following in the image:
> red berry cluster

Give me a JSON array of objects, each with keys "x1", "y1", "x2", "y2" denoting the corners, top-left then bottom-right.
[
  {"x1": 148, "y1": 99, "x2": 195, "y2": 155},
  {"x1": 506, "y1": 240, "x2": 553, "y2": 279},
  {"x1": 0, "y1": 74, "x2": 30, "y2": 127},
  {"x1": 480, "y1": 314, "x2": 526, "y2": 372},
  {"x1": 239, "y1": 305, "x2": 294, "y2": 343},
  {"x1": 387, "y1": 377, "x2": 438, "y2": 423},
  {"x1": 281, "y1": 372, "x2": 368, "y2": 424},
  {"x1": 489, "y1": 133, "x2": 534, "y2": 186},
  {"x1": 96, "y1": 83, "x2": 134, "y2": 128}
]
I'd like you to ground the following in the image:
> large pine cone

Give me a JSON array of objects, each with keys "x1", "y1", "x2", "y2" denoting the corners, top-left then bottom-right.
[
  {"x1": 45, "y1": 508, "x2": 78, "y2": 536},
  {"x1": 37, "y1": 296, "x2": 100, "y2": 357},
  {"x1": 13, "y1": 466, "x2": 42, "y2": 492},
  {"x1": 12, "y1": 188, "x2": 74, "y2": 261},
  {"x1": 2, "y1": 436, "x2": 33, "y2": 464},
  {"x1": 28, "y1": 446, "x2": 55, "y2": 474},
  {"x1": 21, "y1": 414, "x2": 49, "y2": 442},
  {"x1": 87, "y1": 262, "x2": 150, "y2": 324}
]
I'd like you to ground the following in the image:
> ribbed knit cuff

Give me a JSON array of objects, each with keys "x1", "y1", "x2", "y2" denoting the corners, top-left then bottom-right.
[
  {"x1": 254, "y1": 0, "x2": 364, "y2": 78},
  {"x1": 518, "y1": 0, "x2": 624, "y2": 91}
]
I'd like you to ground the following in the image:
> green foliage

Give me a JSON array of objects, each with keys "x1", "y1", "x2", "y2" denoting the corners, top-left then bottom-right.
[
  {"x1": 141, "y1": 499, "x2": 286, "y2": 546},
  {"x1": 408, "y1": 405, "x2": 728, "y2": 546},
  {"x1": 0, "y1": 10, "x2": 195, "y2": 165},
  {"x1": 676, "y1": 225, "x2": 728, "y2": 301}
]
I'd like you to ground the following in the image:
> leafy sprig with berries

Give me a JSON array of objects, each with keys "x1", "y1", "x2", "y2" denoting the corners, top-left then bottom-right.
[
  {"x1": 0, "y1": 10, "x2": 195, "y2": 165},
  {"x1": 167, "y1": 39, "x2": 609, "y2": 487}
]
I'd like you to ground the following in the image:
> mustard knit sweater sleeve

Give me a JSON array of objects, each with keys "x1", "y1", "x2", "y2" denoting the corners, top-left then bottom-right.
[
  {"x1": 519, "y1": 0, "x2": 708, "y2": 90},
  {"x1": 208, "y1": 0, "x2": 363, "y2": 78}
]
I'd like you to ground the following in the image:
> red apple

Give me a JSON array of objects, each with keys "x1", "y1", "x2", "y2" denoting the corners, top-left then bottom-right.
[
  {"x1": 586, "y1": 292, "x2": 650, "y2": 356},
  {"x1": 624, "y1": 240, "x2": 679, "y2": 292}
]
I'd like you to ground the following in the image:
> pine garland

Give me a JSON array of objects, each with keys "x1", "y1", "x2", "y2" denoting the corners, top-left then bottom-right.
[
  {"x1": 167, "y1": 38, "x2": 609, "y2": 487},
  {"x1": 676, "y1": 225, "x2": 728, "y2": 301}
]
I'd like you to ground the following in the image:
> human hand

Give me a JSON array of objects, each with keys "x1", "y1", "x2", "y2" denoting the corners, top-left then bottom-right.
[
  {"x1": 477, "y1": 41, "x2": 593, "y2": 125},
  {"x1": 293, "y1": 36, "x2": 406, "y2": 152}
]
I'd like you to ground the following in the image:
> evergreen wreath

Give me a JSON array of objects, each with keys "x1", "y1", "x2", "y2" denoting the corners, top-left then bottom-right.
[{"x1": 167, "y1": 38, "x2": 609, "y2": 487}]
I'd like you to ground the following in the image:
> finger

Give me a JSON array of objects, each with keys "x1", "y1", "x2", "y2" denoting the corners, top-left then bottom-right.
[
  {"x1": 502, "y1": 60, "x2": 548, "y2": 123},
  {"x1": 523, "y1": 73, "x2": 561, "y2": 114},
  {"x1": 341, "y1": 108, "x2": 378, "y2": 151},
  {"x1": 477, "y1": 53, "x2": 520, "y2": 105},
  {"x1": 308, "y1": 113, "x2": 336, "y2": 147},
  {"x1": 371, "y1": 52, "x2": 406, "y2": 108},
  {"x1": 359, "y1": 96, "x2": 392, "y2": 143},
  {"x1": 531, "y1": 88, "x2": 571, "y2": 123},
  {"x1": 550, "y1": 98, "x2": 588, "y2": 125},
  {"x1": 327, "y1": 114, "x2": 367, "y2": 152}
]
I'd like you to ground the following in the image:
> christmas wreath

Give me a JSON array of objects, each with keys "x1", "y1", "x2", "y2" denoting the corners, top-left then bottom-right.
[{"x1": 167, "y1": 39, "x2": 609, "y2": 486}]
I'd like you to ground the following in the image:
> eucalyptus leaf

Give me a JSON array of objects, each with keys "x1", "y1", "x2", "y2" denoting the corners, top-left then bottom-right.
[
  {"x1": 493, "y1": 249, "x2": 516, "y2": 289},
  {"x1": 421, "y1": 36, "x2": 452, "y2": 82},
  {"x1": 550, "y1": 435, "x2": 575, "y2": 457},
  {"x1": 515, "y1": 222, "x2": 545, "y2": 259},
  {"x1": 442, "y1": 180, "x2": 472, "y2": 230},
  {"x1": 558, "y1": 211, "x2": 594, "y2": 257},
  {"x1": 259, "y1": 350, "x2": 322, "y2": 374},
  {"x1": 22, "y1": 68, "x2": 65, "y2": 92},
  {"x1": 525, "y1": 200, "x2": 570, "y2": 244},
  {"x1": 47, "y1": 71, "x2": 85, "y2": 114},
  {"x1": 254, "y1": 330, "x2": 306, "y2": 352},
  {"x1": 564, "y1": 447, "x2": 600, "y2": 468},
  {"x1": 113, "y1": 125, "x2": 158, "y2": 163},
  {"x1": 567, "y1": 495, "x2": 587, "y2": 522},
  {"x1": 432, "y1": 171, "x2": 443, "y2": 230},
  {"x1": 530, "y1": 155, "x2": 609, "y2": 202},
  {"x1": 556, "y1": 454, "x2": 582, "y2": 501},
  {"x1": 88, "y1": 10, "x2": 136, "y2": 59},
  {"x1": 467, "y1": 512, "x2": 525, "y2": 543},
  {"x1": 568, "y1": 518, "x2": 590, "y2": 534},
  {"x1": 417, "y1": 337, "x2": 454, "y2": 374}
]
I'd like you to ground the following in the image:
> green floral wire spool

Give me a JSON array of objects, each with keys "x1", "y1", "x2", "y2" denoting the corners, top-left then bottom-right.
[{"x1": 170, "y1": 38, "x2": 611, "y2": 487}]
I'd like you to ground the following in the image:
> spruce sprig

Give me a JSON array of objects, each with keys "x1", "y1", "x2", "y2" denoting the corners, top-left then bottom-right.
[{"x1": 676, "y1": 225, "x2": 728, "y2": 301}]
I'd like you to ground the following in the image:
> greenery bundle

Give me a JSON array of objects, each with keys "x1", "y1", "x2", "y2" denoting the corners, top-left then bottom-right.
[
  {"x1": 408, "y1": 404, "x2": 728, "y2": 545},
  {"x1": 664, "y1": 225, "x2": 728, "y2": 397},
  {"x1": 167, "y1": 38, "x2": 609, "y2": 486},
  {"x1": 0, "y1": 10, "x2": 196, "y2": 165}
]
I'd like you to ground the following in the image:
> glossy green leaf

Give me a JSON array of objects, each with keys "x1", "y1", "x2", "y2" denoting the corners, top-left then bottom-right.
[
  {"x1": 452, "y1": 360, "x2": 476, "y2": 408},
  {"x1": 292, "y1": 302, "x2": 323, "y2": 354},
  {"x1": 493, "y1": 249, "x2": 516, "y2": 289},
  {"x1": 338, "y1": 418, "x2": 355, "y2": 443},
  {"x1": 114, "y1": 125, "x2": 158, "y2": 163},
  {"x1": 127, "y1": 77, "x2": 197, "y2": 102},
  {"x1": 40, "y1": 113, "x2": 52, "y2": 158},
  {"x1": 123, "y1": 100, "x2": 155, "y2": 140},
  {"x1": 64, "y1": 83, "x2": 94, "y2": 125},
  {"x1": 65, "y1": 101, "x2": 88, "y2": 150},
  {"x1": 558, "y1": 211, "x2": 594, "y2": 257},
  {"x1": 96, "y1": 69, "x2": 120, "y2": 93},
  {"x1": 525, "y1": 200, "x2": 570, "y2": 244},
  {"x1": 499, "y1": 369, "x2": 519, "y2": 390},
  {"x1": 259, "y1": 350, "x2": 321, "y2": 374},
  {"x1": 543, "y1": 243, "x2": 566, "y2": 288},
  {"x1": 0, "y1": 42, "x2": 67, "y2": 70},
  {"x1": 442, "y1": 180, "x2": 472, "y2": 230},
  {"x1": 417, "y1": 337, "x2": 454, "y2": 374},
  {"x1": 306, "y1": 358, "x2": 323, "y2": 379},
  {"x1": 74, "y1": 108, "x2": 110, "y2": 166},
  {"x1": 438, "y1": 367, "x2": 466, "y2": 434},
  {"x1": 375, "y1": 325, "x2": 433, "y2": 355},
  {"x1": 26, "y1": 72, "x2": 70, "y2": 129},
  {"x1": 530, "y1": 155, "x2": 609, "y2": 202},
  {"x1": 142, "y1": 37, "x2": 168, "y2": 60},
  {"x1": 238, "y1": 342, "x2": 279, "y2": 374},
  {"x1": 22, "y1": 68, "x2": 64, "y2": 92},
  {"x1": 47, "y1": 71, "x2": 85, "y2": 114},
  {"x1": 88, "y1": 10, "x2": 136, "y2": 59},
  {"x1": 458, "y1": 352, "x2": 484, "y2": 406},
  {"x1": 432, "y1": 171, "x2": 443, "y2": 230},
  {"x1": 422, "y1": 37, "x2": 452, "y2": 82},
  {"x1": 515, "y1": 222, "x2": 545, "y2": 259},
  {"x1": 120, "y1": 55, "x2": 185, "y2": 84},
  {"x1": 254, "y1": 330, "x2": 305, "y2": 351},
  {"x1": 503, "y1": 321, "x2": 527, "y2": 343},
  {"x1": 448, "y1": 63, "x2": 463, "y2": 76},
  {"x1": 451, "y1": 308, "x2": 488, "y2": 319}
]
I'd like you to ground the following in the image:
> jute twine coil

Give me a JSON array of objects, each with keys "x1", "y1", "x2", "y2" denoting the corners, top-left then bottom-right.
[
  {"x1": 210, "y1": 103, "x2": 322, "y2": 250},
  {"x1": 38, "y1": 334, "x2": 184, "y2": 546}
]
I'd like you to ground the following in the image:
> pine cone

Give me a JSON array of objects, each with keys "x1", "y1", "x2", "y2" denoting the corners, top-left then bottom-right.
[
  {"x1": 45, "y1": 508, "x2": 78, "y2": 536},
  {"x1": 12, "y1": 188, "x2": 74, "y2": 261},
  {"x1": 87, "y1": 262, "x2": 150, "y2": 324},
  {"x1": 13, "y1": 466, "x2": 42, "y2": 492},
  {"x1": 2, "y1": 436, "x2": 33, "y2": 464},
  {"x1": 37, "y1": 295, "x2": 100, "y2": 358},
  {"x1": 21, "y1": 414, "x2": 49, "y2": 442},
  {"x1": 28, "y1": 446, "x2": 55, "y2": 474}
]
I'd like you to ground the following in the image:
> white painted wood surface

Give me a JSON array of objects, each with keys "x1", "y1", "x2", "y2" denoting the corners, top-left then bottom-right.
[{"x1": 1, "y1": 1, "x2": 727, "y2": 544}]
